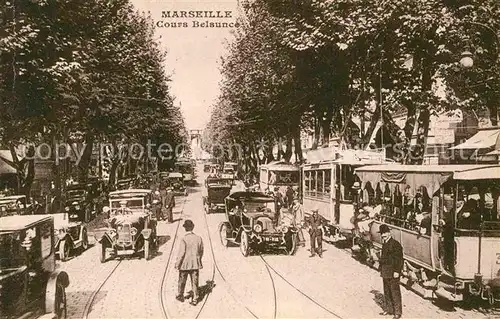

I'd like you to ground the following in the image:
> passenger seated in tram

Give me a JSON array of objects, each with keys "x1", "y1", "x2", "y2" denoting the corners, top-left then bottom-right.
[{"x1": 457, "y1": 198, "x2": 481, "y2": 229}]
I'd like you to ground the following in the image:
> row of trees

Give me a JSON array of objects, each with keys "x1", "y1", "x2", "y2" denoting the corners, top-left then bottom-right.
[
  {"x1": 204, "y1": 0, "x2": 499, "y2": 178},
  {"x1": 0, "y1": 0, "x2": 188, "y2": 197}
]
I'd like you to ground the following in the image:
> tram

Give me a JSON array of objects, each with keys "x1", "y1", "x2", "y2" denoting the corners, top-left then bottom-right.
[
  {"x1": 354, "y1": 164, "x2": 500, "y2": 305},
  {"x1": 301, "y1": 149, "x2": 387, "y2": 239},
  {"x1": 259, "y1": 161, "x2": 300, "y2": 194}
]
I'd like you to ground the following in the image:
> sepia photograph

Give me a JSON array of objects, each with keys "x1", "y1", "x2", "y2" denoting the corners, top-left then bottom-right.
[{"x1": 0, "y1": 0, "x2": 499, "y2": 318}]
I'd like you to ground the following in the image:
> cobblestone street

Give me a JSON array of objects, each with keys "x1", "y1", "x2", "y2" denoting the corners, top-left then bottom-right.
[{"x1": 54, "y1": 172, "x2": 498, "y2": 318}]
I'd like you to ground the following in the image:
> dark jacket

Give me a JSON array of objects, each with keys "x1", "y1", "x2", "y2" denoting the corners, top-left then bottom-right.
[
  {"x1": 285, "y1": 187, "x2": 294, "y2": 207},
  {"x1": 164, "y1": 192, "x2": 175, "y2": 210},
  {"x1": 306, "y1": 213, "x2": 327, "y2": 234},
  {"x1": 380, "y1": 237, "x2": 403, "y2": 278}
]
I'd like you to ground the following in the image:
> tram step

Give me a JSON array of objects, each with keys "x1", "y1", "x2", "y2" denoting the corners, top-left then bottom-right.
[
  {"x1": 434, "y1": 287, "x2": 463, "y2": 302},
  {"x1": 400, "y1": 278, "x2": 434, "y2": 299}
]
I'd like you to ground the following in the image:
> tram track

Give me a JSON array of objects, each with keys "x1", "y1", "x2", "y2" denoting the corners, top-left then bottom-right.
[
  {"x1": 81, "y1": 194, "x2": 189, "y2": 319},
  {"x1": 159, "y1": 195, "x2": 188, "y2": 319},
  {"x1": 198, "y1": 202, "x2": 260, "y2": 318},
  {"x1": 258, "y1": 254, "x2": 344, "y2": 319}
]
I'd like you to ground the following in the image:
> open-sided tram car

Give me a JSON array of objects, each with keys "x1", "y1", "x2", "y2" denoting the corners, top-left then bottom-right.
[
  {"x1": 94, "y1": 189, "x2": 157, "y2": 262},
  {"x1": 219, "y1": 191, "x2": 298, "y2": 256},
  {"x1": 259, "y1": 161, "x2": 300, "y2": 196},
  {"x1": 354, "y1": 164, "x2": 500, "y2": 305},
  {"x1": 203, "y1": 177, "x2": 232, "y2": 214},
  {"x1": 0, "y1": 214, "x2": 69, "y2": 319}
]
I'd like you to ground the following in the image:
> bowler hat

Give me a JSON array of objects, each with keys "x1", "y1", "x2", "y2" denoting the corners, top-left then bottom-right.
[
  {"x1": 183, "y1": 219, "x2": 194, "y2": 229},
  {"x1": 378, "y1": 224, "x2": 390, "y2": 234}
]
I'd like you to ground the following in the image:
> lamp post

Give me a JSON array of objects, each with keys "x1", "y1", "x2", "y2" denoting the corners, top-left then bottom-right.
[{"x1": 459, "y1": 21, "x2": 500, "y2": 67}]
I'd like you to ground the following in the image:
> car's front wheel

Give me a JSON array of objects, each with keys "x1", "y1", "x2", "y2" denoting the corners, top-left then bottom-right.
[
  {"x1": 81, "y1": 228, "x2": 89, "y2": 251},
  {"x1": 240, "y1": 231, "x2": 250, "y2": 257},
  {"x1": 219, "y1": 222, "x2": 230, "y2": 247}
]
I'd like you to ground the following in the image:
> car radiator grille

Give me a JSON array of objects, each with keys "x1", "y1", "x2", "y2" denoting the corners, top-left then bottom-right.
[{"x1": 117, "y1": 224, "x2": 132, "y2": 244}]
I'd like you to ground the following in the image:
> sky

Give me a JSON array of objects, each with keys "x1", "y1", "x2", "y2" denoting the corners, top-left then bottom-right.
[{"x1": 130, "y1": 0, "x2": 240, "y2": 131}]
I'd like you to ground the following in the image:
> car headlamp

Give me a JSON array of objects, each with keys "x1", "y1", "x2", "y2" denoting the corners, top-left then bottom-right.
[
  {"x1": 253, "y1": 224, "x2": 263, "y2": 233},
  {"x1": 130, "y1": 227, "x2": 138, "y2": 236},
  {"x1": 117, "y1": 225, "x2": 123, "y2": 231},
  {"x1": 282, "y1": 226, "x2": 289, "y2": 233},
  {"x1": 65, "y1": 206, "x2": 70, "y2": 211},
  {"x1": 75, "y1": 205, "x2": 80, "y2": 210}
]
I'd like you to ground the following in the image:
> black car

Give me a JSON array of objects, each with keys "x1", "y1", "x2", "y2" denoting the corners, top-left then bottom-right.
[
  {"x1": 203, "y1": 178, "x2": 232, "y2": 214},
  {"x1": 219, "y1": 191, "x2": 298, "y2": 256},
  {"x1": 64, "y1": 184, "x2": 95, "y2": 223}
]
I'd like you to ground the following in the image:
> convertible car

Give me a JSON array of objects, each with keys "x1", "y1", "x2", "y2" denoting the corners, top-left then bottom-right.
[{"x1": 218, "y1": 191, "x2": 298, "y2": 256}]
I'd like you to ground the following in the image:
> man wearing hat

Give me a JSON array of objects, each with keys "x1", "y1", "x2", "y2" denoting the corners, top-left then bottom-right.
[
  {"x1": 175, "y1": 219, "x2": 204, "y2": 306},
  {"x1": 273, "y1": 187, "x2": 284, "y2": 225},
  {"x1": 163, "y1": 186, "x2": 175, "y2": 223},
  {"x1": 378, "y1": 224, "x2": 403, "y2": 319},
  {"x1": 305, "y1": 207, "x2": 327, "y2": 257}
]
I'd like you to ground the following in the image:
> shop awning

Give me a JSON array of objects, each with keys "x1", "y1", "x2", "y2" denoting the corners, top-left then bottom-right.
[
  {"x1": 454, "y1": 165, "x2": 500, "y2": 180},
  {"x1": 449, "y1": 128, "x2": 500, "y2": 150}
]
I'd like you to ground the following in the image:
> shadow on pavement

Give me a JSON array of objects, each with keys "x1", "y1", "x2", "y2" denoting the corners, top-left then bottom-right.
[
  {"x1": 185, "y1": 280, "x2": 216, "y2": 302},
  {"x1": 369, "y1": 289, "x2": 385, "y2": 311}
]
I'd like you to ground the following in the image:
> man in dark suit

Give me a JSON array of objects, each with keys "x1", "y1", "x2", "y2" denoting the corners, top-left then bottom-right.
[
  {"x1": 305, "y1": 208, "x2": 327, "y2": 258},
  {"x1": 175, "y1": 220, "x2": 204, "y2": 306},
  {"x1": 378, "y1": 224, "x2": 403, "y2": 319},
  {"x1": 163, "y1": 187, "x2": 175, "y2": 223}
]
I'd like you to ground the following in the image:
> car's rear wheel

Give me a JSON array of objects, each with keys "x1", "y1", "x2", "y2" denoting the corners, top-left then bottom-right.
[
  {"x1": 54, "y1": 282, "x2": 67, "y2": 319},
  {"x1": 219, "y1": 222, "x2": 229, "y2": 247},
  {"x1": 84, "y1": 208, "x2": 91, "y2": 223},
  {"x1": 99, "y1": 243, "x2": 107, "y2": 263},
  {"x1": 240, "y1": 231, "x2": 249, "y2": 257},
  {"x1": 81, "y1": 228, "x2": 89, "y2": 251},
  {"x1": 59, "y1": 240, "x2": 70, "y2": 261},
  {"x1": 285, "y1": 232, "x2": 298, "y2": 255}
]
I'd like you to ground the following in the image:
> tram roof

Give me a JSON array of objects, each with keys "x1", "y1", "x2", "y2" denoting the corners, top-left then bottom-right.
[
  {"x1": 260, "y1": 161, "x2": 299, "y2": 171},
  {"x1": 355, "y1": 164, "x2": 500, "y2": 196}
]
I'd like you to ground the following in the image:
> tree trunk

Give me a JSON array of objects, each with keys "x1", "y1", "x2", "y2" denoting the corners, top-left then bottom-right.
[
  {"x1": 487, "y1": 101, "x2": 498, "y2": 126},
  {"x1": 77, "y1": 134, "x2": 94, "y2": 182},
  {"x1": 293, "y1": 127, "x2": 304, "y2": 163},
  {"x1": 312, "y1": 117, "x2": 320, "y2": 150},
  {"x1": 284, "y1": 135, "x2": 293, "y2": 162}
]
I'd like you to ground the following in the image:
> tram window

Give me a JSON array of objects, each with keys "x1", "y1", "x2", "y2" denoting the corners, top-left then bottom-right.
[
  {"x1": 341, "y1": 165, "x2": 356, "y2": 201},
  {"x1": 317, "y1": 171, "x2": 324, "y2": 193},
  {"x1": 310, "y1": 171, "x2": 317, "y2": 193},
  {"x1": 304, "y1": 171, "x2": 311, "y2": 196},
  {"x1": 324, "y1": 170, "x2": 331, "y2": 194}
]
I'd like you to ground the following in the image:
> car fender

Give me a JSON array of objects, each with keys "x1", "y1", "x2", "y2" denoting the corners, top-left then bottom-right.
[
  {"x1": 141, "y1": 228, "x2": 152, "y2": 240},
  {"x1": 45, "y1": 270, "x2": 69, "y2": 314},
  {"x1": 97, "y1": 232, "x2": 113, "y2": 245}
]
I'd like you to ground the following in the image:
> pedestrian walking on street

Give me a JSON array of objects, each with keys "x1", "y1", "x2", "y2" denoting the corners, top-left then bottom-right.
[
  {"x1": 175, "y1": 220, "x2": 204, "y2": 306},
  {"x1": 164, "y1": 187, "x2": 175, "y2": 223},
  {"x1": 291, "y1": 198, "x2": 306, "y2": 246},
  {"x1": 305, "y1": 208, "x2": 327, "y2": 257},
  {"x1": 378, "y1": 224, "x2": 403, "y2": 319},
  {"x1": 152, "y1": 190, "x2": 162, "y2": 220}
]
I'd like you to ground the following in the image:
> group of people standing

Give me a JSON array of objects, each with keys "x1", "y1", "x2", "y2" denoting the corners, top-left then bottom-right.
[{"x1": 152, "y1": 183, "x2": 176, "y2": 223}]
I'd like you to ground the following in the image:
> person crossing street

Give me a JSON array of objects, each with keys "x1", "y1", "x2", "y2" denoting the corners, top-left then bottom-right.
[
  {"x1": 175, "y1": 220, "x2": 204, "y2": 306},
  {"x1": 163, "y1": 187, "x2": 175, "y2": 223},
  {"x1": 305, "y1": 208, "x2": 327, "y2": 257}
]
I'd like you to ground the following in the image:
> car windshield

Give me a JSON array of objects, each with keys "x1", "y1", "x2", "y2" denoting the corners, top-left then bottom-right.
[
  {"x1": 110, "y1": 198, "x2": 144, "y2": 213},
  {"x1": 244, "y1": 201, "x2": 274, "y2": 213},
  {"x1": 67, "y1": 189, "x2": 85, "y2": 198},
  {"x1": 0, "y1": 232, "x2": 26, "y2": 271},
  {"x1": 0, "y1": 202, "x2": 19, "y2": 214}
]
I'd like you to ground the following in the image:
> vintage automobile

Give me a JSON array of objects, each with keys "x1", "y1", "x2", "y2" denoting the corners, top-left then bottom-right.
[
  {"x1": 219, "y1": 191, "x2": 298, "y2": 256},
  {"x1": 63, "y1": 184, "x2": 95, "y2": 223},
  {"x1": 166, "y1": 172, "x2": 188, "y2": 196},
  {"x1": 52, "y1": 212, "x2": 89, "y2": 262},
  {"x1": 94, "y1": 189, "x2": 157, "y2": 262},
  {"x1": 175, "y1": 159, "x2": 196, "y2": 186},
  {"x1": 203, "y1": 178, "x2": 232, "y2": 214},
  {"x1": 0, "y1": 195, "x2": 40, "y2": 217},
  {"x1": 0, "y1": 214, "x2": 70, "y2": 319}
]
